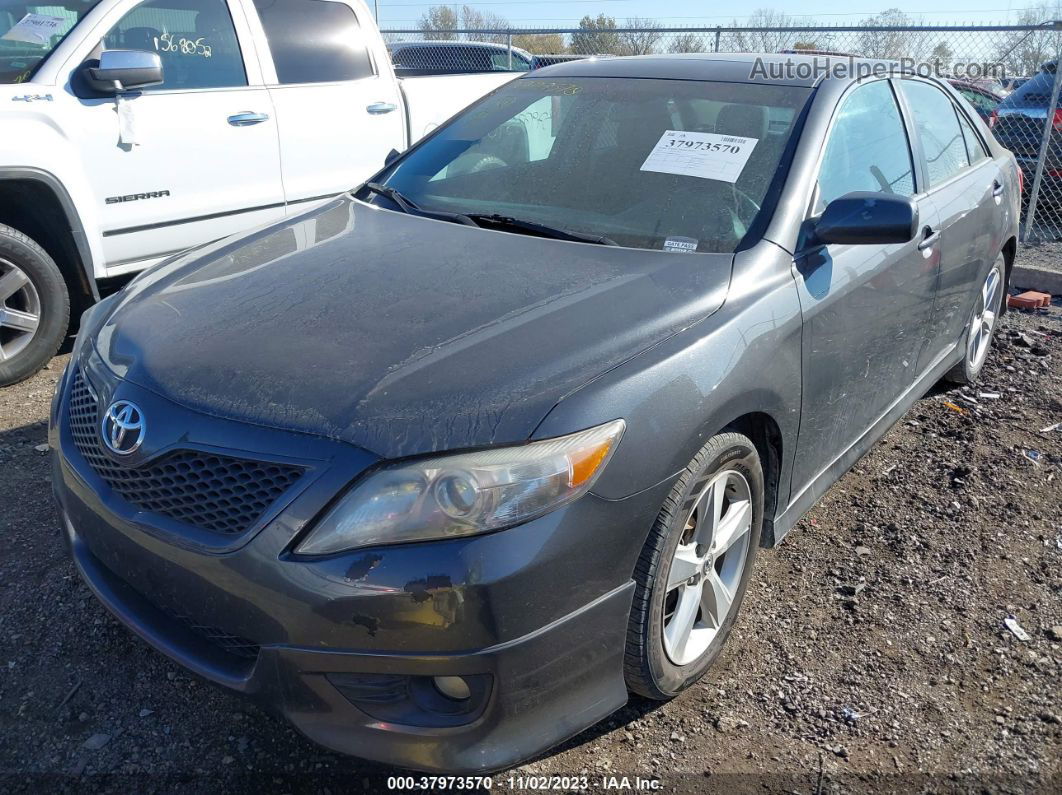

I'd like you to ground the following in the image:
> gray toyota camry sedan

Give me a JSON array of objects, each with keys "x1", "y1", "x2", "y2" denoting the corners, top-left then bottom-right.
[{"x1": 50, "y1": 54, "x2": 1018, "y2": 772}]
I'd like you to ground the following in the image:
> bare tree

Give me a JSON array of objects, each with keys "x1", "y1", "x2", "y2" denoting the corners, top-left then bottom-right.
[
  {"x1": 930, "y1": 40, "x2": 954, "y2": 74},
  {"x1": 995, "y1": 2, "x2": 1062, "y2": 77},
  {"x1": 729, "y1": 9, "x2": 802, "y2": 53},
  {"x1": 856, "y1": 9, "x2": 929, "y2": 61},
  {"x1": 617, "y1": 17, "x2": 663, "y2": 56},
  {"x1": 460, "y1": 5, "x2": 509, "y2": 44},
  {"x1": 418, "y1": 6, "x2": 458, "y2": 41},
  {"x1": 669, "y1": 32, "x2": 707, "y2": 54}
]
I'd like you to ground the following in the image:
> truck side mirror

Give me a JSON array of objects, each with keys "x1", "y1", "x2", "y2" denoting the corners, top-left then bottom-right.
[
  {"x1": 384, "y1": 148, "x2": 401, "y2": 167},
  {"x1": 85, "y1": 50, "x2": 164, "y2": 93}
]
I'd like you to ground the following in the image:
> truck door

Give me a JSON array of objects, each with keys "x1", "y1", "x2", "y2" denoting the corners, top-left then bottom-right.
[
  {"x1": 245, "y1": 0, "x2": 406, "y2": 204},
  {"x1": 72, "y1": 0, "x2": 285, "y2": 273}
]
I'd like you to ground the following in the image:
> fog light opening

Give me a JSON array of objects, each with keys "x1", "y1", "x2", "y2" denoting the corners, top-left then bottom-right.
[{"x1": 433, "y1": 675, "x2": 471, "y2": 701}]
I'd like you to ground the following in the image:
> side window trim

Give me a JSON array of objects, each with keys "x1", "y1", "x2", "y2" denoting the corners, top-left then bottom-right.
[
  {"x1": 228, "y1": 0, "x2": 272, "y2": 85},
  {"x1": 345, "y1": 1, "x2": 380, "y2": 79},
  {"x1": 891, "y1": 77, "x2": 929, "y2": 196},
  {"x1": 953, "y1": 102, "x2": 991, "y2": 164}
]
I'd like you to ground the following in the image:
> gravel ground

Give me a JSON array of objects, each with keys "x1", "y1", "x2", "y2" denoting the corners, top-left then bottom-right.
[
  {"x1": 1, "y1": 306, "x2": 1060, "y2": 793},
  {"x1": 1018, "y1": 241, "x2": 1062, "y2": 275}
]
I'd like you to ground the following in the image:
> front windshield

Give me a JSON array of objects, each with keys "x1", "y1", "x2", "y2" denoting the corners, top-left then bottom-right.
[
  {"x1": 1, "y1": 0, "x2": 100, "y2": 83},
  {"x1": 371, "y1": 76, "x2": 812, "y2": 253}
]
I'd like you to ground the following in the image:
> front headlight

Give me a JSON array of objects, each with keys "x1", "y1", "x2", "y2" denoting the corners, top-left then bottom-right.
[{"x1": 295, "y1": 419, "x2": 625, "y2": 555}]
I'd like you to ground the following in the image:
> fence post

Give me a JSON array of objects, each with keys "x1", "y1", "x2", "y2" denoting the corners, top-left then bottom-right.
[
  {"x1": 507, "y1": 31, "x2": 513, "y2": 69},
  {"x1": 714, "y1": 27, "x2": 721, "y2": 52},
  {"x1": 1023, "y1": 22, "x2": 1062, "y2": 243}
]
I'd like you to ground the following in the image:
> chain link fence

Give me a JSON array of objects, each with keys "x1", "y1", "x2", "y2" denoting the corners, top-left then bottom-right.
[{"x1": 383, "y1": 21, "x2": 1062, "y2": 245}]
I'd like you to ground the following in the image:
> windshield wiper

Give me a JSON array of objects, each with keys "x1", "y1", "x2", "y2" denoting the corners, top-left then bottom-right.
[
  {"x1": 362, "y1": 183, "x2": 479, "y2": 227},
  {"x1": 360, "y1": 188, "x2": 616, "y2": 245},
  {"x1": 466, "y1": 214, "x2": 617, "y2": 246}
]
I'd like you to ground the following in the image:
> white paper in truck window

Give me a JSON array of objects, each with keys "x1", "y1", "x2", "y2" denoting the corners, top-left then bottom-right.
[
  {"x1": 640, "y1": 130, "x2": 759, "y2": 183},
  {"x1": 1, "y1": 13, "x2": 65, "y2": 45}
]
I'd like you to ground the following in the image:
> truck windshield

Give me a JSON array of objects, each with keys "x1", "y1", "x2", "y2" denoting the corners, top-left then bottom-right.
[
  {"x1": 370, "y1": 76, "x2": 812, "y2": 253},
  {"x1": 1, "y1": 1, "x2": 100, "y2": 83}
]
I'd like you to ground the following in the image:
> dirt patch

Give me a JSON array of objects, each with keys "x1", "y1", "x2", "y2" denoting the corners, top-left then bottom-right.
[{"x1": 0, "y1": 308, "x2": 1059, "y2": 793}]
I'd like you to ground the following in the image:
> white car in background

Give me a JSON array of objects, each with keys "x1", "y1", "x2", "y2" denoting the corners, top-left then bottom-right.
[{"x1": 0, "y1": 0, "x2": 514, "y2": 385}]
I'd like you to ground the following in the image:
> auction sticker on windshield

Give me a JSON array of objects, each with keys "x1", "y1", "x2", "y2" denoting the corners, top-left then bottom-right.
[
  {"x1": 1, "y1": 13, "x2": 65, "y2": 45},
  {"x1": 640, "y1": 130, "x2": 758, "y2": 183}
]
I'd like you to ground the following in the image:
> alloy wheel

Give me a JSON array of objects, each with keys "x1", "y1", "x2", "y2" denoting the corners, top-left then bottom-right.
[
  {"x1": 966, "y1": 264, "x2": 1001, "y2": 372},
  {"x1": 0, "y1": 257, "x2": 41, "y2": 362},
  {"x1": 662, "y1": 469, "x2": 753, "y2": 666}
]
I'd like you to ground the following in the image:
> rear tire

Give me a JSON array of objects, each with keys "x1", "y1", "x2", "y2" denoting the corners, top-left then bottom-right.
[
  {"x1": 624, "y1": 432, "x2": 763, "y2": 700},
  {"x1": 0, "y1": 223, "x2": 69, "y2": 387},
  {"x1": 944, "y1": 252, "x2": 1005, "y2": 385}
]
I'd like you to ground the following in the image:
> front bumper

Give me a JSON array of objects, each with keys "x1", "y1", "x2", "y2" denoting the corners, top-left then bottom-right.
[{"x1": 50, "y1": 366, "x2": 672, "y2": 772}]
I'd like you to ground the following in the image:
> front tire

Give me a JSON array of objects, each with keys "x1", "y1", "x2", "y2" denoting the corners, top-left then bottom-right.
[
  {"x1": 624, "y1": 432, "x2": 763, "y2": 700},
  {"x1": 0, "y1": 223, "x2": 69, "y2": 387},
  {"x1": 944, "y1": 252, "x2": 1005, "y2": 385}
]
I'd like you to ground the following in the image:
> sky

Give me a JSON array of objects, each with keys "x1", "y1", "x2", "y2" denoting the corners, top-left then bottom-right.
[{"x1": 370, "y1": 0, "x2": 1054, "y2": 28}]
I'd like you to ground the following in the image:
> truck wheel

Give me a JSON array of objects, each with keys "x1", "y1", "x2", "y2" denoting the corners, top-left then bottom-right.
[
  {"x1": 0, "y1": 223, "x2": 70, "y2": 387},
  {"x1": 624, "y1": 432, "x2": 763, "y2": 700}
]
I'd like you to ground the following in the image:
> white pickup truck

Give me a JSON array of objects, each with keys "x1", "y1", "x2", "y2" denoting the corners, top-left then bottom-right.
[{"x1": 0, "y1": 0, "x2": 514, "y2": 385}]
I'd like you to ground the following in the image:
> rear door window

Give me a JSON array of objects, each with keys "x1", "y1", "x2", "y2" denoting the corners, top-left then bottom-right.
[
  {"x1": 901, "y1": 79, "x2": 971, "y2": 187},
  {"x1": 956, "y1": 109, "x2": 990, "y2": 163},
  {"x1": 252, "y1": 0, "x2": 373, "y2": 84}
]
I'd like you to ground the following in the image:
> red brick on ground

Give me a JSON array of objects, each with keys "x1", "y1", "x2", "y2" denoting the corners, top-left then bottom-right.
[{"x1": 1008, "y1": 290, "x2": 1052, "y2": 309}]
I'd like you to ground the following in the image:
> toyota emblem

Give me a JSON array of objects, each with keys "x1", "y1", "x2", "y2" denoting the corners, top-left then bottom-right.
[{"x1": 101, "y1": 400, "x2": 146, "y2": 456}]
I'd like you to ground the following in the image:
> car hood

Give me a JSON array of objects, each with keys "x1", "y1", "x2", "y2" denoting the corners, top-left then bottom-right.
[{"x1": 95, "y1": 197, "x2": 732, "y2": 458}]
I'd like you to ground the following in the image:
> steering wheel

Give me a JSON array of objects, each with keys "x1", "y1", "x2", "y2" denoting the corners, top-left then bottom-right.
[
  {"x1": 731, "y1": 185, "x2": 761, "y2": 218},
  {"x1": 450, "y1": 153, "x2": 508, "y2": 177}
]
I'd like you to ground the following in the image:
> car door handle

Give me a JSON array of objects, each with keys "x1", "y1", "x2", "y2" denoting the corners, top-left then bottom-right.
[
  {"x1": 992, "y1": 180, "x2": 1005, "y2": 197},
  {"x1": 227, "y1": 112, "x2": 270, "y2": 126},
  {"x1": 366, "y1": 102, "x2": 398, "y2": 115},
  {"x1": 917, "y1": 227, "x2": 940, "y2": 251}
]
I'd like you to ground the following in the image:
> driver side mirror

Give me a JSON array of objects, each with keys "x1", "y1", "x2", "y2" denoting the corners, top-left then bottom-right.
[
  {"x1": 812, "y1": 191, "x2": 919, "y2": 246},
  {"x1": 84, "y1": 50, "x2": 163, "y2": 93}
]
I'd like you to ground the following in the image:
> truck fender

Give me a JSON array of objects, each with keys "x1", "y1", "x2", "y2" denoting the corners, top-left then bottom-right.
[{"x1": 0, "y1": 166, "x2": 99, "y2": 301}]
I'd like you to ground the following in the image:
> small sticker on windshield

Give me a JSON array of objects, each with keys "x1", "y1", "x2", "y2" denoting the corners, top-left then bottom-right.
[
  {"x1": 641, "y1": 130, "x2": 758, "y2": 183},
  {"x1": 1, "y1": 13, "x2": 64, "y2": 45},
  {"x1": 663, "y1": 236, "x2": 698, "y2": 253}
]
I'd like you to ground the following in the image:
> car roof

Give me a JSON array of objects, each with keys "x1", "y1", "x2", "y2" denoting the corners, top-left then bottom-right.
[
  {"x1": 947, "y1": 78, "x2": 1004, "y2": 97},
  {"x1": 533, "y1": 52, "x2": 909, "y2": 88},
  {"x1": 389, "y1": 40, "x2": 529, "y2": 54}
]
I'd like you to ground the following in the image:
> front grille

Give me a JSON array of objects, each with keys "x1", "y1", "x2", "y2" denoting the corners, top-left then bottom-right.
[{"x1": 67, "y1": 369, "x2": 304, "y2": 535}]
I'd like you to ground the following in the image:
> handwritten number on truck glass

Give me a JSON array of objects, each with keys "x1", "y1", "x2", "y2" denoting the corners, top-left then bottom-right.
[{"x1": 154, "y1": 33, "x2": 212, "y2": 58}]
